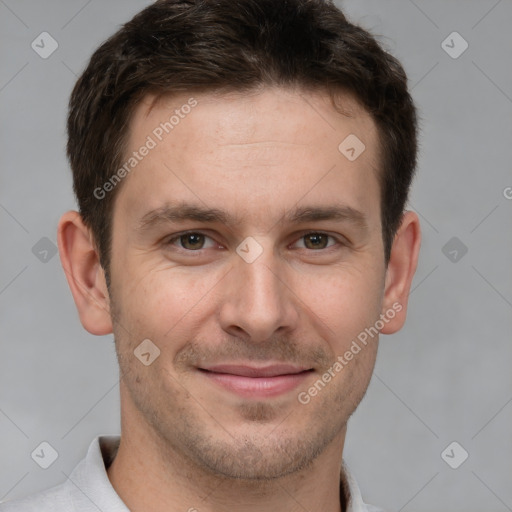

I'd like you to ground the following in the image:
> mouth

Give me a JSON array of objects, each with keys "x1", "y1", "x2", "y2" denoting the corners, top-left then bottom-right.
[{"x1": 198, "y1": 364, "x2": 314, "y2": 399}]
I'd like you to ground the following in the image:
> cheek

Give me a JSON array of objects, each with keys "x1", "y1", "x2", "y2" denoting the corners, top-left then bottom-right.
[
  {"x1": 300, "y1": 264, "x2": 383, "y2": 340},
  {"x1": 114, "y1": 265, "x2": 221, "y2": 340}
]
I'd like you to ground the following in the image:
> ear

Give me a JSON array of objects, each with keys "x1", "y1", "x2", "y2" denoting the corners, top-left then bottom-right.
[
  {"x1": 379, "y1": 210, "x2": 421, "y2": 334},
  {"x1": 57, "y1": 210, "x2": 113, "y2": 335}
]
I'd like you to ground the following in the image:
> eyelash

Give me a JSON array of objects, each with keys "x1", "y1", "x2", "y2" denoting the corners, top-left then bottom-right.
[{"x1": 164, "y1": 231, "x2": 345, "y2": 253}]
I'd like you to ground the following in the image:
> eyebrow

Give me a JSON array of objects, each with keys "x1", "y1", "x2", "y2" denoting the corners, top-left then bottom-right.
[{"x1": 137, "y1": 201, "x2": 369, "y2": 233}]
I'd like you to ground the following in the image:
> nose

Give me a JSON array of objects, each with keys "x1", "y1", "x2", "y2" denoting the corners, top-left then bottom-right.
[{"x1": 218, "y1": 241, "x2": 300, "y2": 343}]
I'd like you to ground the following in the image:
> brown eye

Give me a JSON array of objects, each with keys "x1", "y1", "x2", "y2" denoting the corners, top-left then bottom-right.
[
  {"x1": 179, "y1": 233, "x2": 205, "y2": 250},
  {"x1": 167, "y1": 232, "x2": 216, "y2": 251},
  {"x1": 298, "y1": 232, "x2": 337, "y2": 250}
]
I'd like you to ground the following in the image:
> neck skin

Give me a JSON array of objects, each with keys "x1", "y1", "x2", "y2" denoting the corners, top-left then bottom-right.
[{"x1": 107, "y1": 382, "x2": 349, "y2": 512}]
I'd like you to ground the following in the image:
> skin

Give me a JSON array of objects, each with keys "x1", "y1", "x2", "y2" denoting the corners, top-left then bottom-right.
[{"x1": 58, "y1": 87, "x2": 421, "y2": 512}]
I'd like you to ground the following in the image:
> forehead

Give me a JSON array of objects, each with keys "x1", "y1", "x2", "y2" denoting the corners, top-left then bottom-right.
[
  {"x1": 137, "y1": 87, "x2": 377, "y2": 151},
  {"x1": 114, "y1": 87, "x2": 381, "y2": 232}
]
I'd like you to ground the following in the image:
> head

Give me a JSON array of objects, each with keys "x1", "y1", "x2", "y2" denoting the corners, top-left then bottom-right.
[{"x1": 59, "y1": 0, "x2": 421, "y2": 481}]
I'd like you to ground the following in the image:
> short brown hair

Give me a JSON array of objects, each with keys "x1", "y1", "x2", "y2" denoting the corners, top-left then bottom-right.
[{"x1": 67, "y1": 0, "x2": 418, "y2": 287}]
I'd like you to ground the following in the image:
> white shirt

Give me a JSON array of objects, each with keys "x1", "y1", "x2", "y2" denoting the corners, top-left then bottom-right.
[{"x1": 0, "y1": 436, "x2": 385, "y2": 512}]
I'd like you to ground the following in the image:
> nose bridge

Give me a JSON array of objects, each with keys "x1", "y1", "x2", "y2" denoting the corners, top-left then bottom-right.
[{"x1": 220, "y1": 238, "x2": 298, "y2": 340}]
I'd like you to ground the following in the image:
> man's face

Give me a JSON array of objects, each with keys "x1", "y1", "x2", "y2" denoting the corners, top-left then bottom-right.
[{"x1": 108, "y1": 87, "x2": 387, "y2": 479}]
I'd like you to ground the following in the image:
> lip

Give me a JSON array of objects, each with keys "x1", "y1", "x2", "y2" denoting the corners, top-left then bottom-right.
[{"x1": 199, "y1": 364, "x2": 313, "y2": 398}]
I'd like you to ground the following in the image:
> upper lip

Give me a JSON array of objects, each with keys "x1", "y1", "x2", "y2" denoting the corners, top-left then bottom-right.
[{"x1": 199, "y1": 364, "x2": 312, "y2": 378}]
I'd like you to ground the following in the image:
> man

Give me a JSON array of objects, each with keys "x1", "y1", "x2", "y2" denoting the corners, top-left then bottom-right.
[{"x1": 1, "y1": 0, "x2": 421, "y2": 510}]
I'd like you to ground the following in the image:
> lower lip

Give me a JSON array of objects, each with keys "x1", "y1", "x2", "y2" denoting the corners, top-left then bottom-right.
[{"x1": 200, "y1": 370, "x2": 312, "y2": 399}]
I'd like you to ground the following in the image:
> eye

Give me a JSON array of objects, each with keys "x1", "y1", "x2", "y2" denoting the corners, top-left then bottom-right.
[
  {"x1": 164, "y1": 231, "x2": 344, "y2": 254},
  {"x1": 294, "y1": 232, "x2": 340, "y2": 250},
  {"x1": 166, "y1": 232, "x2": 217, "y2": 251}
]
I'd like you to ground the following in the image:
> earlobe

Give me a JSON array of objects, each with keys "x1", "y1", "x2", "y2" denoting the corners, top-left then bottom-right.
[
  {"x1": 57, "y1": 210, "x2": 113, "y2": 336},
  {"x1": 379, "y1": 210, "x2": 421, "y2": 335}
]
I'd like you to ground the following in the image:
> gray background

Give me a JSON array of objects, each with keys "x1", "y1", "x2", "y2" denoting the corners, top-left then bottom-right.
[{"x1": 1, "y1": 1, "x2": 511, "y2": 511}]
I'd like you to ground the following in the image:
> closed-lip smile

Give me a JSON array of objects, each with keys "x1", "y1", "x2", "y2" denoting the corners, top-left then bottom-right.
[{"x1": 198, "y1": 364, "x2": 313, "y2": 398}]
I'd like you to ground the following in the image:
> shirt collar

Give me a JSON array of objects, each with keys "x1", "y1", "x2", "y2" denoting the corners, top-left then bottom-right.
[{"x1": 72, "y1": 435, "x2": 375, "y2": 512}]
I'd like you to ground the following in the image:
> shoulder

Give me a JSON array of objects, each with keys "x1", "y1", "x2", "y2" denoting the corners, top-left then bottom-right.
[
  {"x1": 0, "y1": 481, "x2": 72, "y2": 512},
  {"x1": 0, "y1": 435, "x2": 123, "y2": 512}
]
